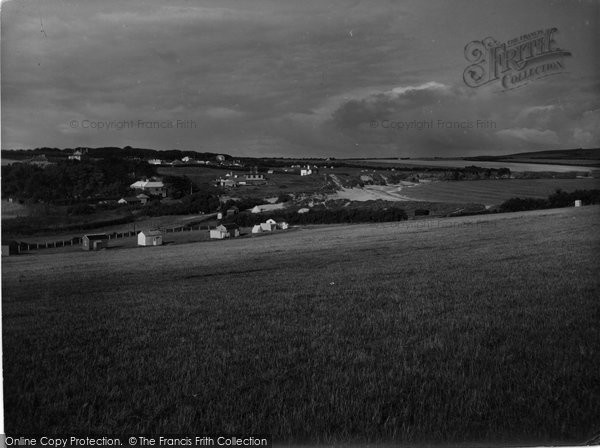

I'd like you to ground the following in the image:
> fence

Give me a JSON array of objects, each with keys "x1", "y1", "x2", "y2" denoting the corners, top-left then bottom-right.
[{"x1": 10, "y1": 223, "x2": 211, "y2": 253}]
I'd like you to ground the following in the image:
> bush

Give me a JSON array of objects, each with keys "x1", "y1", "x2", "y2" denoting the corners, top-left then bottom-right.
[
  {"x1": 224, "y1": 207, "x2": 408, "y2": 227},
  {"x1": 499, "y1": 197, "x2": 548, "y2": 213},
  {"x1": 499, "y1": 189, "x2": 600, "y2": 213},
  {"x1": 67, "y1": 204, "x2": 95, "y2": 215},
  {"x1": 277, "y1": 194, "x2": 293, "y2": 203}
]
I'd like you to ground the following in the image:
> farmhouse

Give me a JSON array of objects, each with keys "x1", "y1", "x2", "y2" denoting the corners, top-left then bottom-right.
[
  {"x1": 216, "y1": 178, "x2": 238, "y2": 188},
  {"x1": 210, "y1": 224, "x2": 240, "y2": 239},
  {"x1": 130, "y1": 180, "x2": 167, "y2": 197},
  {"x1": 137, "y1": 230, "x2": 163, "y2": 246},
  {"x1": 245, "y1": 173, "x2": 266, "y2": 181},
  {"x1": 300, "y1": 165, "x2": 312, "y2": 176},
  {"x1": 24, "y1": 154, "x2": 52, "y2": 167},
  {"x1": 68, "y1": 148, "x2": 88, "y2": 161},
  {"x1": 82, "y1": 234, "x2": 109, "y2": 251}
]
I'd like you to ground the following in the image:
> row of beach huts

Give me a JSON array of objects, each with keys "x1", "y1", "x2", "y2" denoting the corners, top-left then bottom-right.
[
  {"x1": 2, "y1": 219, "x2": 290, "y2": 255},
  {"x1": 81, "y1": 219, "x2": 290, "y2": 251}
]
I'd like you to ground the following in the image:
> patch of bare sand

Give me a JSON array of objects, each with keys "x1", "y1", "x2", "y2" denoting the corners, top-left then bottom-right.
[{"x1": 328, "y1": 184, "x2": 420, "y2": 202}]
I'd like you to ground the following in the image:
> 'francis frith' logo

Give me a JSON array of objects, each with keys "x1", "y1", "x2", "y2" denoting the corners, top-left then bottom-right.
[{"x1": 463, "y1": 28, "x2": 571, "y2": 91}]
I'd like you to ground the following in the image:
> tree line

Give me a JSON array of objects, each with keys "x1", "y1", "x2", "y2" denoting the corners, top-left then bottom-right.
[
  {"x1": 1, "y1": 158, "x2": 156, "y2": 203},
  {"x1": 224, "y1": 207, "x2": 409, "y2": 226}
]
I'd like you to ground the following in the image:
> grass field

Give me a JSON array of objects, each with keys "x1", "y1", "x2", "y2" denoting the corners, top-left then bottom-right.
[
  {"x1": 357, "y1": 159, "x2": 597, "y2": 173},
  {"x1": 1, "y1": 199, "x2": 30, "y2": 219},
  {"x1": 400, "y1": 178, "x2": 600, "y2": 206},
  {"x1": 3, "y1": 207, "x2": 600, "y2": 444},
  {"x1": 158, "y1": 166, "x2": 330, "y2": 197}
]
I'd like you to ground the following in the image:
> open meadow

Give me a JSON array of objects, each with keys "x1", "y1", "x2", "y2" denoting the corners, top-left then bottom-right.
[
  {"x1": 398, "y1": 178, "x2": 600, "y2": 206},
  {"x1": 2, "y1": 206, "x2": 600, "y2": 444}
]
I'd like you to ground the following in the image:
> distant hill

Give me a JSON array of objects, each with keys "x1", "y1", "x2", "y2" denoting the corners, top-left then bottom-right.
[{"x1": 1, "y1": 146, "x2": 232, "y2": 161}]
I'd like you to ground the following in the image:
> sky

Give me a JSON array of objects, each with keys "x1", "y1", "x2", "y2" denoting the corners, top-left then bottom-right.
[{"x1": 1, "y1": 0, "x2": 599, "y2": 158}]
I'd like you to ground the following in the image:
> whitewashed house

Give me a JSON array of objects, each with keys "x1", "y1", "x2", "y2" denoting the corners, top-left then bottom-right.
[
  {"x1": 130, "y1": 180, "x2": 167, "y2": 197},
  {"x1": 210, "y1": 224, "x2": 239, "y2": 239},
  {"x1": 260, "y1": 222, "x2": 274, "y2": 232},
  {"x1": 138, "y1": 230, "x2": 163, "y2": 246},
  {"x1": 300, "y1": 165, "x2": 312, "y2": 176},
  {"x1": 68, "y1": 148, "x2": 87, "y2": 161}
]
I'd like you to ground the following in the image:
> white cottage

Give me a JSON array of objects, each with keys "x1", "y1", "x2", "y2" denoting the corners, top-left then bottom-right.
[
  {"x1": 210, "y1": 224, "x2": 240, "y2": 239},
  {"x1": 260, "y1": 222, "x2": 274, "y2": 232},
  {"x1": 138, "y1": 230, "x2": 163, "y2": 246}
]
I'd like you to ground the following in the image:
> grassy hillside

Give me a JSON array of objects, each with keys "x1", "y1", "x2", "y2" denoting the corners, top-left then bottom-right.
[
  {"x1": 3, "y1": 207, "x2": 600, "y2": 444},
  {"x1": 400, "y1": 178, "x2": 600, "y2": 205}
]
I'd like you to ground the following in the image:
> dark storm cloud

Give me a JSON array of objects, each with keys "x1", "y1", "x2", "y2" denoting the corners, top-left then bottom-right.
[{"x1": 1, "y1": 0, "x2": 598, "y2": 156}]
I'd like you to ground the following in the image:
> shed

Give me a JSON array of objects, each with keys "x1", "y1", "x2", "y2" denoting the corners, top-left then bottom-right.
[
  {"x1": 82, "y1": 234, "x2": 109, "y2": 251},
  {"x1": 136, "y1": 193, "x2": 150, "y2": 205},
  {"x1": 1, "y1": 240, "x2": 20, "y2": 256},
  {"x1": 137, "y1": 230, "x2": 163, "y2": 246},
  {"x1": 260, "y1": 222, "x2": 274, "y2": 232},
  {"x1": 210, "y1": 224, "x2": 240, "y2": 239},
  {"x1": 227, "y1": 206, "x2": 239, "y2": 216}
]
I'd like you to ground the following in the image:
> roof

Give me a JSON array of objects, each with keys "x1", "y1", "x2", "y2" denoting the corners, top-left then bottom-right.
[
  {"x1": 218, "y1": 223, "x2": 239, "y2": 230},
  {"x1": 130, "y1": 180, "x2": 164, "y2": 189},
  {"x1": 84, "y1": 233, "x2": 108, "y2": 240},
  {"x1": 139, "y1": 230, "x2": 162, "y2": 237},
  {"x1": 119, "y1": 196, "x2": 142, "y2": 203}
]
